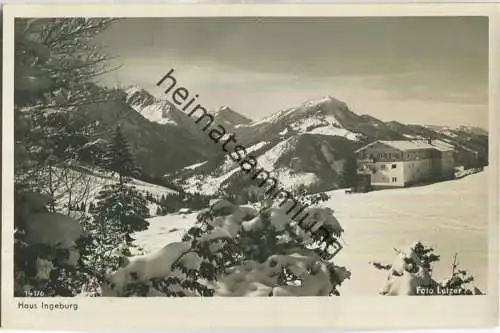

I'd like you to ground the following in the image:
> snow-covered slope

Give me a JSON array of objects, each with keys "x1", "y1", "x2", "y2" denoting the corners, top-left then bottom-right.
[
  {"x1": 114, "y1": 86, "x2": 488, "y2": 195},
  {"x1": 215, "y1": 105, "x2": 252, "y2": 129},
  {"x1": 135, "y1": 168, "x2": 488, "y2": 296},
  {"x1": 426, "y1": 124, "x2": 489, "y2": 138},
  {"x1": 123, "y1": 86, "x2": 254, "y2": 153},
  {"x1": 236, "y1": 96, "x2": 365, "y2": 144},
  {"x1": 125, "y1": 86, "x2": 251, "y2": 131},
  {"x1": 171, "y1": 132, "x2": 356, "y2": 196},
  {"x1": 78, "y1": 87, "x2": 222, "y2": 176},
  {"x1": 125, "y1": 86, "x2": 177, "y2": 126},
  {"x1": 424, "y1": 125, "x2": 461, "y2": 138},
  {"x1": 166, "y1": 94, "x2": 488, "y2": 196},
  {"x1": 126, "y1": 90, "x2": 363, "y2": 144},
  {"x1": 168, "y1": 96, "x2": 370, "y2": 195},
  {"x1": 331, "y1": 168, "x2": 488, "y2": 295},
  {"x1": 46, "y1": 165, "x2": 177, "y2": 217}
]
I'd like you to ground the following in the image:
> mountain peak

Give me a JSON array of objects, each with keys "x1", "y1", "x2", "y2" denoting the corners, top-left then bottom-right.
[
  {"x1": 219, "y1": 105, "x2": 232, "y2": 111},
  {"x1": 303, "y1": 95, "x2": 347, "y2": 108},
  {"x1": 215, "y1": 105, "x2": 252, "y2": 126},
  {"x1": 281, "y1": 95, "x2": 350, "y2": 120},
  {"x1": 125, "y1": 86, "x2": 157, "y2": 108}
]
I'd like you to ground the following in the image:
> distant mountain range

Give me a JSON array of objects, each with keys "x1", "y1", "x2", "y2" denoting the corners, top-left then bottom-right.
[{"x1": 79, "y1": 85, "x2": 489, "y2": 195}]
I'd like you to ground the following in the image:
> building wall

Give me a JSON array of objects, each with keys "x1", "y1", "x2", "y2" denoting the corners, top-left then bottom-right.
[
  {"x1": 362, "y1": 157, "x2": 448, "y2": 188},
  {"x1": 358, "y1": 148, "x2": 401, "y2": 162},
  {"x1": 401, "y1": 149, "x2": 435, "y2": 161},
  {"x1": 440, "y1": 151, "x2": 455, "y2": 179},
  {"x1": 402, "y1": 158, "x2": 435, "y2": 185},
  {"x1": 356, "y1": 142, "x2": 455, "y2": 189},
  {"x1": 358, "y1": 161, "x2": 405, "y2": 187},
  {"x1": 357, "y1": 143, "x2": 436, "y2": 162}
]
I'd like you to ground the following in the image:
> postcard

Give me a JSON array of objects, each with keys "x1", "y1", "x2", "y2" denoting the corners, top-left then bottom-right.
[{"x1": 2, "y1": 3, "x2": 499, "y2": 330}]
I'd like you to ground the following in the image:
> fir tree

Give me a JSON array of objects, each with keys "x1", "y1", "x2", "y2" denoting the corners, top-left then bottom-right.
[
  {"x1": 88, "y1": 201, "x2": 95, "y2": 213},
  {"x1": 13, "y1": 18, "x2": 119, "y2": 297},
  {"x1": 372, "y1": 242, "x2": 483, "y2": 296},
  {"x1": 93, "y1": 127, "x2": 149, "y2": 252},
  {"x1": 115, "y1": 197, "x2": 349, "y2": 297},
  {"x1": 93, "y1": 183, "x2": 149, "y2": 245},
  {"x1": 340, "y1": 153, "x2": 358, "y2": 189},
  {"x1": 104, "y1": 125, "x2": 139, "y2": 185}
]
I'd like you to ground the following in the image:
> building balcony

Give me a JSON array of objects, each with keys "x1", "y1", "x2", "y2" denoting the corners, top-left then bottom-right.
[
  {"x1": 357, "y1": 158, "x2": 375, "y2": 163},
  {"x1": 357, "y1": 165, "x2": 375, "y2": 174}
]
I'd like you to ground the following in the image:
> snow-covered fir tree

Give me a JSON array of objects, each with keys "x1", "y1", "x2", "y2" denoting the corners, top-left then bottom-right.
[
  {"x1": 372, "y1": 241, "x2": 483, "y2": 296},
  {"x1": 103, "y1": 125, "x2": 140, "y2": 185},
  {"x1": 91, "y1": 128, "x2": 150, "y2": 247},
  {"x1": 101, "y1": 196, "x2": 351, "y2": 297},
  {"x1": 13, "y1": 18, "x2": 119, "y2": 296}
]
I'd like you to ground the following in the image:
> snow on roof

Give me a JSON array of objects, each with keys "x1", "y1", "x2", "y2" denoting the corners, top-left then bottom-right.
[
  {"x1": 379, "y1": 140, "x2": 435, "y2": 151},
  {"x1": 356, "y1": 140, "x2": 454, "y2": 153},
  {"x1": 426, "y1": 140, "x2": 455, "y2": 152}
]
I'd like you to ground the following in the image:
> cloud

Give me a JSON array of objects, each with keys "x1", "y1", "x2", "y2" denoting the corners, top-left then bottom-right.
[{"x1": 99, "y1": 16, "x2": 488, "y2": 127}]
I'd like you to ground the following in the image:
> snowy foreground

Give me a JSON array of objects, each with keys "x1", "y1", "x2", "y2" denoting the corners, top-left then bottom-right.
[{"x1": 134, "y1": 169, "x2": 489, "y2": 296}]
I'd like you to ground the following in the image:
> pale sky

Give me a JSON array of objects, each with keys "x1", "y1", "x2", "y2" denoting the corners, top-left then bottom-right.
[{"x1": 97, "y1": 17, "x2": 488, "y2": 129}]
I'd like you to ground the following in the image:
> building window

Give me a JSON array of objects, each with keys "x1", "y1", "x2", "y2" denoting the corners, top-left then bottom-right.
[
  {"x1": 380, "y1": 164, "x2": 386, "y2": 170},
  {"x1": 392, "y1": 177, "x2": 397, "y2": 182},
  {"x1": 392, "y1": 164, "x2": 397, "y2": 169}
]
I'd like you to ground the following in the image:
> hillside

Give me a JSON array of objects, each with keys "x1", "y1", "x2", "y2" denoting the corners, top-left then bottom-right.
[
  {"x1": 41, "y1": 165, "x2": 178, "y2": 218},
  {"x1": 134, "y1": 168, "x2": 489, "y2": 295},
  {"x1": 73, "y1": 86, "x2": 488, "y2": 196},
  {"x1": 77, "y1": 88, "x2": 221, "y2": 176},
  {"x1": 165, "y1": 95, "x2": 488, "y2": 195}
]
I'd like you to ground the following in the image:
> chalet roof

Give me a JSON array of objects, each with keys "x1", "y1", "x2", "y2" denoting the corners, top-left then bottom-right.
[
  {"x1": 355, "y1": 139, "x2": 455, "y2": 153},
  {"x1": 379, "y1": 140, "x2": 434, "y2": 151},
  {"x1": 426, "y1": 140, "x2": 456, "y2": 152}
]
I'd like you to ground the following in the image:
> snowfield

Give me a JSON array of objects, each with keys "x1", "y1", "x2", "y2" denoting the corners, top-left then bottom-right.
[
  {"x1": 51, "y1": 166, "x2": 177, "y2": 216},
  {"x1": 134, "y1": 169, "x2": 489, "y2": 296},
  {"x1": 135, "y1": 212, "x2": 199, "y2": 252}
]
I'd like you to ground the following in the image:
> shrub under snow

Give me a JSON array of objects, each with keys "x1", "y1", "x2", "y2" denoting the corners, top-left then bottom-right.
[
  {"x1": 374, "y1": 241, "x2": 483, "y2": 296},
  {"x1": 14, "y1": 190, "x2": 86, "y2": 296},
  {"x1": 101, "y1": 198, "x2": 350, "y2": 297}
]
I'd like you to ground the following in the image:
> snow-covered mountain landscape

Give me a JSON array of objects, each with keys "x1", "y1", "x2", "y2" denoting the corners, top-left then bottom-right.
[
  {"x1": 96, "y1": 85, "x2": 489, "y2": 295},
  {"x1": 12, "y1": 17, "x2": 491, "y2": 302},
  {"x1": 15, "y1": 78, "x2": 490, "y2": 298},
  {"x1": 94, "y1": 84, "x2": 488, "y2": 295},
  {"x1": 117, "y1": 86, "x2": 488, "y2": 196}
]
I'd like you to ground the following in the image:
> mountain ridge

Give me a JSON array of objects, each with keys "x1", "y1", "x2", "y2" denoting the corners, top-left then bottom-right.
[{"x1": 80, "y1": 85, "x2": 488, "y2": 195}]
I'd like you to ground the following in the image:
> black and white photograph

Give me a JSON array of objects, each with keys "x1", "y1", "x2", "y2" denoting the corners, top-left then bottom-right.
[{"x1": 3, "y1": 6, "x2": 498, "y2": 329}]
